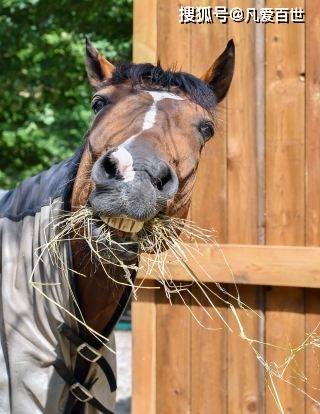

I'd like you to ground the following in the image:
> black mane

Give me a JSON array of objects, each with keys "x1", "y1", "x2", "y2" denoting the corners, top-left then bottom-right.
[{"x1": 107, "y1": 63, "x2": 217, "y2": 112}]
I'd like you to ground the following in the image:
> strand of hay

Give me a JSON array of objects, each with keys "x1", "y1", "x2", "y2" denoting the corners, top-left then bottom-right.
[{"x1": 31, "y1": 205, "x2": 320, "y2": 410}]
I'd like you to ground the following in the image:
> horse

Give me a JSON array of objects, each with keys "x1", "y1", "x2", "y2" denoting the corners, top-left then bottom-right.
[{"x1": 0, "y1": 37, "x2": 235, "y2": 414}]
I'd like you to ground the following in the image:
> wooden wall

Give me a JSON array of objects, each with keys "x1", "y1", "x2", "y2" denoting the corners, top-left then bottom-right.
[{"x1": 132, "y1": 1, "x2": 320, "y2": 412}]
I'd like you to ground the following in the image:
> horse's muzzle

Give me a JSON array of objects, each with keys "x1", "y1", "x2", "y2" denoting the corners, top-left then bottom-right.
[{"x1": 89, "y1": 146, "x2": 179, "y2": 222}]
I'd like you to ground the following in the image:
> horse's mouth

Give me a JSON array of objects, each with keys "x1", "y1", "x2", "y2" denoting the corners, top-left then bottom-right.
[
  {"x1": 88, "y1": 211, "x2": 172, "y2": 261},
  {"x1": 100, "y1": 216, "x2": 144, "y2": 235},
  {"x1": 89, "y1": 218, "x2": 140, "y2": 263}
]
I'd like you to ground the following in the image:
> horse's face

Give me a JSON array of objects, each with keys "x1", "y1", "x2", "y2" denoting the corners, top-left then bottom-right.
[
  {"x1": 72, "y1": 39, "x2": 234, "y2": 248},
  {"x1": 87, "y1": 85, "x2": 215, "y2": 221}
]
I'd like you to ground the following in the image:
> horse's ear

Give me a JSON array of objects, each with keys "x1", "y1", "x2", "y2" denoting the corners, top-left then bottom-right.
[
  {"x1": 85, "y1": 37, "x2": 115, "y2": 90},
  {"x1": 202, "y1": 39, "x2": 235, "y2": 103}
]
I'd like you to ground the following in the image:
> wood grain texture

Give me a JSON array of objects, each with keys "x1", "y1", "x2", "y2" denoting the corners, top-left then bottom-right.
[
  {"x1": 305, "y1": 289, "x2": 320, "y2": 414},
  {"x1": 190, "y1": 0, "x2": 228, "y2": 241},
  {"x1": 157, "y1": 0, "x2": 191, "y2": 71},
  {"x1": 133, "y1": 0, "x2": 157, "y2": 64},
  {"x1": 189, "y1": 4, "x2": 228, "y2": 413},
  {"x1": 265, "y1": 287, "x2": 305, "y2": 413},
  {"x1": 265, "y1": 0, "x2": 305, "y2": 246},
  {"x1": 306, "y1": 0, "x2": 320, "y2": 246},
  {"x1": 228, "y1": 285, "x2": 261, "y2": 414},
  {"x1": 265, "y1": 1, "x2": 306, "y2": 412},
  {"x1": 156, "y1": 292, "x2": 191, "y2": 414},
  {"x1": 305, "y1": 3, "x2": 320, "y2": 412},
  {"x1": 138, "y1": 244, "x2": 320, "y2": 288},
  {"x1": 227, "y1": 2, "x2": 260, "y2": 411},
  {"x1": 227, "y1": 0, "x2": 258, "y2": 245},
  {"x1": 132, "y1": 287, "x2": 156, "y2": 414},
  {"x1": 265, "y1": 3, "x2": 306, "y2": 411},
  {"x1": 191, "y1": 284, "x2": 227, "y2": 414},
  {"x1": 305, "y1": 4, "x2": 320, "y2": 412}
]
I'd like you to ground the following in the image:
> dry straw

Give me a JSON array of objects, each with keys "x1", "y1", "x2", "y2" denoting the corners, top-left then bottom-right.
[{"x1": 31, "y1": 206, "x2": 320, "y2": 411}]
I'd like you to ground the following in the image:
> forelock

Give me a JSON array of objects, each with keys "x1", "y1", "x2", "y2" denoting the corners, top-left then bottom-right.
[{"x1": 104, "y1": 63, "x2": 217, "y2": 112}]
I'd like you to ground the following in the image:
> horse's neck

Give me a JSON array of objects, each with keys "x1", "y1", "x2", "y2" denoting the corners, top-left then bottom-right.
[
  {"x1": 71, "y1": 239, "x2": 135, "y2": 333},
  {"x1": 70, "y1": 149, "x2": 137, "y2": 333}
]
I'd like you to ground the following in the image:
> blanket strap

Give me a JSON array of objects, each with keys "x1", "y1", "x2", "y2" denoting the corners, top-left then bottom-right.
[
  {"x1": 53, "y1": 359, "x2": 113, "y2": 414},
  {"x1": 58, "y1": 323, "x2": 117, "y2": 392},
  {"x1": 55, "y1": 323, "x2": 116, "y2": 414}
]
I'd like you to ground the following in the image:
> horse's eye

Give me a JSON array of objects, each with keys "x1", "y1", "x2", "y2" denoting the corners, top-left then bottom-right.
[
  {"x1": 198, "y1": 121, "x2": 214, "y2": 142},
  {"x1": 92, "y1": 97, "x2": 107, "y2": 114}
]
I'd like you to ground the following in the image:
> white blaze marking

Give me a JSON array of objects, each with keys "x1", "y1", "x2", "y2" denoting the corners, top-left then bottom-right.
[
  {"x1": 142, "y1": 91, "x2": 184, "y2": 131},
  {"x1": 112, "y1": 146, "x2": 135, "y2": 182},
  {"x1": 115, "y1": 91, "x2": 184, "y2": 182}
]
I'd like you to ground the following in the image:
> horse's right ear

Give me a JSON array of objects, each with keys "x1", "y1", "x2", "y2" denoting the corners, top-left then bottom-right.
[
  {"x1": 202, "y1": 39, "x2": 235, "y2": 103},
  {"x1": 85, "y1": 37, "x2": 115, "y2": 90}
]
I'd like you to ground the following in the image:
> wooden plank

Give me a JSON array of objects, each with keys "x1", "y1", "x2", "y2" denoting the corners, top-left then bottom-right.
[
  {"x1": 190, "y1": 0, "x2": 228, "y2": 240},
  {"x1": 138, "y1": 244, "x2": 320, "y2": 288},
  {"x1": 132, "y1": 287, "x2": 156, "y2": 414},
  {"x1": 191, "y1": 284, "x2": 227, "y2": 414},
  {"x1": 306, "y1": 3, "x2": 320, "y2": 412},
  {"x1": 157, "y1": 0, "x2": 191, "y2": 71},
  {"x1": 306, "y1": 0, "x2": 320, "y2": 246},
  {"x1": 265, "y1": 1, "x2": 306, "y2": 411},
  {"x1": 156, "y1": 291, "x2": 191, "y2": 414},
  {"x1": 227, "y1": 285, "x2": 261, "y2": 413},
  {"x1": 133, "y1": 0, "x2": 157, "y2": 64},
  {"x1": 227, "y1": 0, "x2": 258, "y2": 245},
  {"x1": 305, "y1": 289, "x2": 320, "y2": 413},
  {"x1": 189, "y1": 4, "x2": 228, "y2": 413},
  {"x1": 227, "y1": 2, "x2": 260, "y2": 411},
  {"x1": 265, "y1": 1, "x2": 305, "y2": 246},
  {"x1": 265, "y1": 287, "x2": 305, "y2": 414},
  {"x1": 255, "y1": 0, "x2": 266, "y2": 245}
]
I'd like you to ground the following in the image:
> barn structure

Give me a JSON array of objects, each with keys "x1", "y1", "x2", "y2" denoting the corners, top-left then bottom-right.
[{"x1": 131, "y1": 1, "x2": 320, "y2": 413}]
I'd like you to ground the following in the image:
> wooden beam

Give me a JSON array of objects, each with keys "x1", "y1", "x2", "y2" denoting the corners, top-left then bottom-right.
[
  {"x1": 133, "y1": 0, "x2": 157, "y2": 64},
  {"x1": 305, "y1": 1, "x2": 320, "y2": 409},
  {"x1": 227, "y1": 2, "x2": 260, "y2": 410},
  {"x1": 137, "y1": 244, "x2": 320, "y2": 288},
  {"x1": 265, "y1": 0, "x2": 306, "y2": 410},
  {"x1": 132, "y1": 287, "x2": 156, "y2": 414}
]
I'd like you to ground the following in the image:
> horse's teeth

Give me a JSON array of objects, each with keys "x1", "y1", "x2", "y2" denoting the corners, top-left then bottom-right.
[{"x1": 100, "y1": 216, "x2": 144, "y2": 233}]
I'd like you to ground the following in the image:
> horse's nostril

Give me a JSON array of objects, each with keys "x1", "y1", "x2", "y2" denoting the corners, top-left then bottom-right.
[
  {"x1": 156, "y1": 169, "x2": 172, "y2": 191},
  {"x1": 102, "y1": 154, "x2": 117, "y2": 179},
  {"x1": 156, "y1": 180, "x2": 163, "y2": 191},
  {"x1": 151, "y1": 161, "x2": 179, "y2": 198}
]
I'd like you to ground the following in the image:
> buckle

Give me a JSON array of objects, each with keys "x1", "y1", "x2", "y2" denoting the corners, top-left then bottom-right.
[
  {"x1": 70, "y1": 382, "x2": 93, "y2": 403},
  {"x1": 77, "y1": 343, "x2": 101, "y2": 363}
]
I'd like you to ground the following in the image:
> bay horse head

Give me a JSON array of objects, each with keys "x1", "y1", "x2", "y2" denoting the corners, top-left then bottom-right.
[{"x1": 71, "y1": 38, "x2": 235, "y2": 259}]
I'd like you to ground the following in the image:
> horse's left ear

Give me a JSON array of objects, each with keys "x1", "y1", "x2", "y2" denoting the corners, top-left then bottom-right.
[
  {"x1": 202, "y1": 39, "x2": 235, "y2": 103},
  {"x1": 85, "y1": 37, "x2": 115, "y2": 90}
]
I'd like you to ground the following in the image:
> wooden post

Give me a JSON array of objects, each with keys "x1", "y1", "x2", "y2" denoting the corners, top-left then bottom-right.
[
  {"x1": 305, "y1": 0, "x2": 320, "y2": 411},
  {"x1": 265, "y1": 0, "x2": 306, "y2": 412}
]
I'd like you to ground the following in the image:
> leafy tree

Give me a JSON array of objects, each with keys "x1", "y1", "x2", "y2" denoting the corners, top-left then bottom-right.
[{"x1": 0, "y1": 0, "x2": 132, "y2": 189}]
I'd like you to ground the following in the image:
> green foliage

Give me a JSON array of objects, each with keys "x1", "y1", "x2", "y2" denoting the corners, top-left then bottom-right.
[{"x1": 0, "y1": 0, "x2": 132, "y2": 189}]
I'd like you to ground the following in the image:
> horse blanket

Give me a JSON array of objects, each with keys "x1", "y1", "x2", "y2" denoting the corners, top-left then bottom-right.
[{"x1": 0, "y1": 149, "x2": 131, "y2": 413}]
